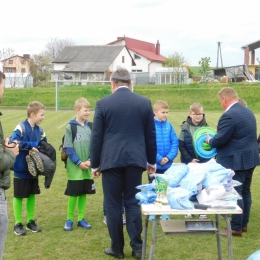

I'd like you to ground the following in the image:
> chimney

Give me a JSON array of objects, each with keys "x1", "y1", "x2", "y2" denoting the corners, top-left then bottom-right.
[
  {"x1": 156, "y1": 40, "x2": 160, "y2": 55},
  {"x1": 23, "y1": 54, "x2": 30, "y2": 59}
]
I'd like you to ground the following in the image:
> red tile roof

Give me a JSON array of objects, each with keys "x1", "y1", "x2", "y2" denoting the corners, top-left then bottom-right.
[{"x1": 107, "y1": 37, "x2": 166, "y2": 62}]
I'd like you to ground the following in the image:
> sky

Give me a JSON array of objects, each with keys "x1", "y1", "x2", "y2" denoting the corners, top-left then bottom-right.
[{"x1": 1, "y1": 0, "x2": 260, "y2": 67}]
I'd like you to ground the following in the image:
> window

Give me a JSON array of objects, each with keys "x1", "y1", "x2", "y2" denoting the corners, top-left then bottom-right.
[
  {"x1": 9, "y1": 60, "x2": 13, "y2": 64},
  {"x1": 134, "y1": 54, "x2": 141, "y2": 59},
  {"x1": 21, "y1": 60, "x2": 26, "y2": 64},
  {"x1": 21, "y1": 68, "x2": 26, "y2": 73},
  {"x1": 7, "y1": 68, "x2": 13, "y2": 72},
  {"x1": 81, "y1": 73, "x2": 87, "y2": 79},
  {"x1": 122, "y1": 56, "x2": 125, "y2": 63}
]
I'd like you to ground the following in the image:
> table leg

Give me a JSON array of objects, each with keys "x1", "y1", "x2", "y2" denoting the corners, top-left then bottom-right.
[
  {"x1": 142, "y1": 215, "x2": 149, "y2": 260},
  {"x1": 222, "y1": 214, "x2": 233, "y2": 260},
  {"x1": 148, "y1": 215, "x2": 159, "y2": 260},
  {"x1": 216, "y1": 214, "x2": 222, "y2": 260}
]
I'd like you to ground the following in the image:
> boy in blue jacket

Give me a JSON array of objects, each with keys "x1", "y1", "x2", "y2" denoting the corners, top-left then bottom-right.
[
  {"x1": 149, "y1": 100, "x2": 179, "y2": 220},
  {"x1": 10, "y1": 101, "x2": 46, "y2": 235}
]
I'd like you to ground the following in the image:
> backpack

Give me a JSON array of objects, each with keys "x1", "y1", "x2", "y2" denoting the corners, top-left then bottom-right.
[{"x1": 59, "y1": 122, "x2": 92, "y2": 168}]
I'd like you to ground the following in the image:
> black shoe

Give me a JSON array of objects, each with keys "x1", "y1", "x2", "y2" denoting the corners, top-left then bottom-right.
[
  {"x1": 14, "y1": 223, "x2": 26, "y2": 236},
  {"x1": 104, "y1": 248, "x2": 124, "y2": 259},
  {"x1": 26, "y1": 155, "x2": 37, "y2": 176},
  {"x1": 26, "y1": 220, "x2": 41, "y2": 233},
  {"x1": 30, "y1": 151, "x2": 44, "y2": 173},
  {"x1": 132, "y1": 250, "x2": 142, "y2": 258}
]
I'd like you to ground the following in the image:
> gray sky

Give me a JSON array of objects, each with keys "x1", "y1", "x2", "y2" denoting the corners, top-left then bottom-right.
[{"x1": 1, "y1": 0, "x2": 260, "y2": 67}]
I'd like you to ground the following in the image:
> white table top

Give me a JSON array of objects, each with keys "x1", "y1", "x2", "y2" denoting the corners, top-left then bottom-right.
[{"x1": 141, "y1": 203, "x2": 242, "y2": 215}]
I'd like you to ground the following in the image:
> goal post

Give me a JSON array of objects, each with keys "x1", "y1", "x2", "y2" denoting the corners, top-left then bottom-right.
[{"x1": 55, "y1": 80, "x2": 134, "y2": 111}]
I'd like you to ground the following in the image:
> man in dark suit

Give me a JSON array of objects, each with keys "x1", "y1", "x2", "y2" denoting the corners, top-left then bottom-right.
[
  {"x1": 90, "y1": 67, "x2": 156, "y2": 259},
  {"x1": 206, "y1": 87, "x2": 259, "y2": 236}
]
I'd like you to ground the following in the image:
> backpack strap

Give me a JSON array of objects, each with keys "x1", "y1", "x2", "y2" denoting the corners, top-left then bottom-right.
[
  {"x1": 19, "y1": 122, "x2": 43, "y2": 136},
  {"x1": 70, "y1": 123, "x2": 77, "y2": 142}
]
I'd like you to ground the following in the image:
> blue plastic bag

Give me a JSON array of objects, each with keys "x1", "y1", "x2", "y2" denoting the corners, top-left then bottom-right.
[
  {"x1": 135, "y1": 191, "x2": 157, "y2": 204},
  {"x1": 247, "y1": 250, "x2": 260, "y2": 260},
  {"x1": 164, "y1": 163, "x2": 189, "y2": 188},
  {"x1": 167, "y1": 187, "x2": 194, "y2": 210}
]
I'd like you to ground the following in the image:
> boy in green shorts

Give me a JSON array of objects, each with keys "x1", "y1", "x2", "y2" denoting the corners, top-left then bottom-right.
[
  {"x1": 63, "y1": 97, "x2": 96, "y2": 231},
  {"x1": 10, "y1": 101, "x2": 46, "y2": 235}
]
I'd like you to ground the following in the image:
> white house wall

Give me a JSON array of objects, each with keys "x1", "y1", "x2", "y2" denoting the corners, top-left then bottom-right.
[
  {"x1": 129, "y1": 50, "x2": 163, "y2": 77},
  {"x1": 53, "y1": 63, "x2": 68, "y2": 71},
  {"x1": 110, "y1": 47, "x2": 132, "y2": 72}
]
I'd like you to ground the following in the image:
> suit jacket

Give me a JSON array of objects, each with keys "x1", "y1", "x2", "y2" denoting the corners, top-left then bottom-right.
[
  {"x1": 209, "y1": 102, "x2": 259, "y2": 170},
  {"x1": 90, "y1": 87, "x2": 156, "y2": 172}
]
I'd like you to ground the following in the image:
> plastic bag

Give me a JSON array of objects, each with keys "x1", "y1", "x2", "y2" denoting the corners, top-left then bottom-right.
[
  {"x1": 135, "y1": 191, "x2": 157, "y2": 204},
  {"x1": 136, "y1": 183, "x2": 155, "y2": 191},
  {"x1": 164, "y1": 163, "x2": 189, "y2": 188},
  {"x1": 167, "y1": 187, "x2": 194, "y2": 210},
  {"x1": 247, "y1": 250, "x2": 260, "y2": 260},
  {"x1": 179, "y1": 169, "x2": 207, "y2": 196}
]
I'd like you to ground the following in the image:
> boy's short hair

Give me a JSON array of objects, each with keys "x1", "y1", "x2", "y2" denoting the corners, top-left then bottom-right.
[
  {"x1": 27, "y1": 101, "x2": 46, "y2": 117},
  {"x1": 0, "y1": 71, "x2": 5, "y2": 83},
  {"x1": 74, "y1": 97, "x2": 91, "y2": 109},
  {"x1": 153, "y1": 100, "x2": 169, "y2": 111},
  {"x1": 189, "y1": 102, "x2": 203, "y2": 113}
]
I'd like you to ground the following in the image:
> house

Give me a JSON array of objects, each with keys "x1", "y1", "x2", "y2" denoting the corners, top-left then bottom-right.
[
  {"x1": 241, "y1": 40, "x2": 260, "y2": 80},
  {"x1": 51, "y1": 45, "x2": 135, "y2": 83},
  {"x1": 107, "y1": 36, "x2": 166, "y2": 82},
  {"x1": 4, "y1": 73, "x2": 33, "y2": 88},
  {"x1": 1, "y1": 54, "x2": 31, "y2": 73}
]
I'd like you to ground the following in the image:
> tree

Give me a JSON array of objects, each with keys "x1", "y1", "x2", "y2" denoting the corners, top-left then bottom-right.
[
  {"x1": 198, "y1": 57, "x2": 211, "y2": 82},
  {"x1": 0, "y1": 47, "x2": 15, "y2": 60},
  {"x1": 30, "y1": 51, "x2": 53, "y2": 84},
  {"x1": 45, "y1": 37, "x2": 76, "y2": 60},
  {"x1": 163, "y1": 52, "x2": 190, "y2": 84}
]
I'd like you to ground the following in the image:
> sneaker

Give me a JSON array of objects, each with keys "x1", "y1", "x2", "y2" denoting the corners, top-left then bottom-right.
[
  {"x1": 30, "y1": 151, "x2": 44, "y2": 173},
  {"x1": 199, "y1": 214, "x2": 207, "y2": 219},
  {"x1": 77, "y1": 219, "x2": 92, "y2": 229},
  {"x1": 64, "y1": 220, "x2": 73, "y2": 231},
  {"x1": 185, "y1": 214, "x2": 193, "y2": 218},
  {"x1": 103, "y1": 216, "x2": 107, "y2": 225},
  {"x1": 26, "y1": 155, "x2": 37, "y2": 177},
  {"x1": 26, "y1": 220, "x2": 41, "y2": 232},
  {"x1": 14, "y1": 223, "x2": 26, "y2": 236},
  {"x1": 122, "y1": 217, "x2": 126, "y2": 225},
  {"x1": 161, "y1": 214, "x2": 170, "y2": 220},
  {"x1": 148, "y1": 215, "x2": 155, "y2": 221}
]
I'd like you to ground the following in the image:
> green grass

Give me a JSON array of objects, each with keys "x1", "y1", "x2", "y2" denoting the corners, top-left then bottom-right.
[
  {"x1": 2, "y1": 82, "x2": 260, "y2": 112},
  {"x1": 2, "y1": 109, "x2": 260, "y2": 260}
]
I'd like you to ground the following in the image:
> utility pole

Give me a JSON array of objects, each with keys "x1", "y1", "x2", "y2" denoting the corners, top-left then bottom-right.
[{"x1": 216, "y1": 42, "x2": 223, "y2": 68}]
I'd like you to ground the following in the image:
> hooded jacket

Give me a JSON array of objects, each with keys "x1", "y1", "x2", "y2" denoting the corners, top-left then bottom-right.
[{"x1": 0, "y1": 114, "x2": 15, "y2": 189}]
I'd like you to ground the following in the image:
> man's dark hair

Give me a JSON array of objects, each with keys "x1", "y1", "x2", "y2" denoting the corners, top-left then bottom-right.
[{"x1": 111, "y1": 67, "x2": 131, "y2": 84}]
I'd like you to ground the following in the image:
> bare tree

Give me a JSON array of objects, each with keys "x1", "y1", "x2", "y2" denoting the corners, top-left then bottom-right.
[
  {"x1": 0, "y1": 47, "x2": 15, "y2": 60},
  {"x1": 45, "y1": 37, "x2": 75, "y2": 59}
]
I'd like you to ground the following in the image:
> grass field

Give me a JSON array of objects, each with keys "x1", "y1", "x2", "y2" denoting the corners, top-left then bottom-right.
[{"x1": 1, "y1": 109, "x2": 260, "y2": 260}]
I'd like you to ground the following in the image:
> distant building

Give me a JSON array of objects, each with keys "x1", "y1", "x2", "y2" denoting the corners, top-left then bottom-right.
[
  {"x1": 107, "y1": 36, "x2": 166, "y2": 82},
  {"x1": 1, "y1": 54, "x2": 31, "y2": 73},
  {"x1": 51, "y1": 45, "x2": 135, "y2": 83},
  {"x1": 154, "y1": 67, "x2": 190, "y2": 85}
]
